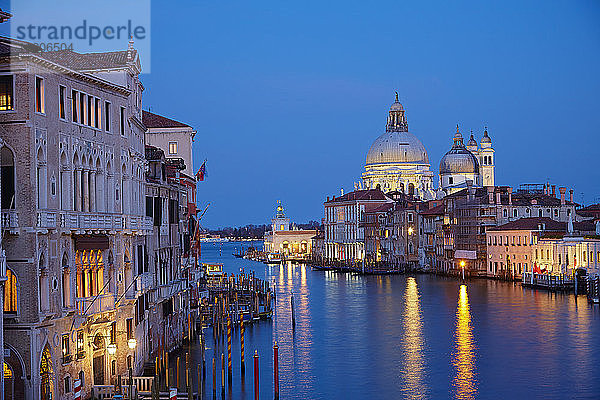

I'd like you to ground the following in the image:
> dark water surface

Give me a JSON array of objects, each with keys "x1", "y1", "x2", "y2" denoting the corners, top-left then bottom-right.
[{"x1": 182, "y1": 240, "x2": 600, "y2": 400}]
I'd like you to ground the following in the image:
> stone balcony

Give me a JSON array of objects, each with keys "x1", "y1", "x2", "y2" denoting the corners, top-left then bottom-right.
[
  {"x1": 1, "y1": 210, "x2": 19, "y2": 232},
  {"x1": 35, "y1": 210, "x2": 152, "y2": 233},
  {"x1": 75, "y1": 293, "x2": 116, "y2": 316}
]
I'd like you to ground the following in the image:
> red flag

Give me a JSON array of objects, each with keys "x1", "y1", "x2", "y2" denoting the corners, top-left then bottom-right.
[{"x1": 195, "y1": 160, "x2": 206, "y2": 181}]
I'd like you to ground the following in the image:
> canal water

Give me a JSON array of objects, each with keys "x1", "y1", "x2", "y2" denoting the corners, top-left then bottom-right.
[{"x1": 181, "y1": 240, "x2": 600, "y2": 399}]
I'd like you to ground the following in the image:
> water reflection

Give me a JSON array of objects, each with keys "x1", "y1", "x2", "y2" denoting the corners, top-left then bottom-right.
[
  {"x1": 400, "y1": 277, "x2": 427, "y2": 399},
  {"x1": 452, "y1": 285, "x2": 477, "y2": 400}
]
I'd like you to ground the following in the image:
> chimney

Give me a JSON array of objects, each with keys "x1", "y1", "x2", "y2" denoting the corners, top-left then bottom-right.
[
  {"x1": 508, "y1": 187, "x2": 513, "y2": 205},
  {"x1": 569, "y1": 189, "x2": 573, "y2": 203},
  {"x1": 559, "y1": 187, "x2": 566, "y2": 205},
  {"x1": 551, "y1": 185, "x2": 556, "y2": 197},
  {"x1": 327, "y1": 196, "x2": 330, "y2": 202},
  {"x1": 496, "y1": 191, "x2": 501, "y2": 205}
]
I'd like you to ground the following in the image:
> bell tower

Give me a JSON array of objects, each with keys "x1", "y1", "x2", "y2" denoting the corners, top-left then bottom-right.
[{"x1": 479, "y1": 127, "x2": 495, "y2": 187}]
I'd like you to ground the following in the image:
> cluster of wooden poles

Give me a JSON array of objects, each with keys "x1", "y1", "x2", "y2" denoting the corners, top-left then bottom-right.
[{"x1": 151, "y1": 316, "x2": 280, "y2": 400}]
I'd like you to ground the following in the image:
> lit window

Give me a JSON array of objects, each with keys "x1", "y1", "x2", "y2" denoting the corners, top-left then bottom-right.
[
  {"x1": 4, "y1": 268, "x2": 17, "y2": 313},
  {"x1": 61, "y1": 333, "x2": 71, "y2": 362},
  {"x1": 169, "y1": 142, "x2": 178, "y2": 155},
  {"x1": 0, "y1": 75, "x2": 13, "y2": 111},
  {"x1": 3, "y1": 363, "x2": 12, "y2": 379},
  {"x1": 35, "y1": 76, "x2": 45, "y2": 113}
]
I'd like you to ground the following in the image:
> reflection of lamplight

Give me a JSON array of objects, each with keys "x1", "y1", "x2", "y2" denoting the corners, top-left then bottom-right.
[
  {"x1": 128, "y1": 338, "x2": 137, "y2": 349},
  {"x1": 107, "y1": 343, "x2": 117, "y2": 355}
]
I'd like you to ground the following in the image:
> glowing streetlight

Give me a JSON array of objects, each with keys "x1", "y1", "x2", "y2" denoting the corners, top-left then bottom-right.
[
  {"x1": 408, "y1": 227, "x2": 414, "y2": 235},
  {"x1": 128, "y1": 338, "x2": 137, "y2": 350},
  {"x1": 107, "y1": 343, "x2": 117, "y2": 355},
  {"x1": 460, "y1": 260, "x2": 466, "y2": 280}
]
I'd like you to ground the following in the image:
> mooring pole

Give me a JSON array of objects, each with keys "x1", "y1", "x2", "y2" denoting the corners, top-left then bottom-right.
[
  {"x1": 227, "y1": 317, "x2": 232, "y2": 382},
  {"x1": 241, "y1": 316, "x2": 245, "y2": 374},
  {"x1": 273, "y1": 342, "x2": 279, "y2": 400},
  {"x1": 291, "y1": 294, "x2": 296, "y2": 329},
  {"x1": 253, "y1": 350, "x2": 259, "y2": 400}
]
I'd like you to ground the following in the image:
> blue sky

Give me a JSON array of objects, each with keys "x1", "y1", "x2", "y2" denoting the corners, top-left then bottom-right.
[{"x1": 2, "y1": 0, "x2": 599, "y2": 228}]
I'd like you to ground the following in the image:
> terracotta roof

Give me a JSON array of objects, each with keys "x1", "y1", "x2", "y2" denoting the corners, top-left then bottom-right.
[
  {"x1": 420, "y1": 203, "x2": 445, "y2": 216},
  {"x1": 38, "y1": 49, "x2": 135, "y2": 70},
  {"x1": 143, "y1": 110, "x2": 191, "y2": 129},
  {"x1": 372, "y1": 203, "x2": 394, "y2": 213},
  {"x1": 489, "y1": 217, "x2": 595, "y2": 233},
  {"x1": 446, "y1": 187, "x2": 578, "y2": 207},
  {"x1": 325, "y1": 189, "x2": 390, "y2": 204}
]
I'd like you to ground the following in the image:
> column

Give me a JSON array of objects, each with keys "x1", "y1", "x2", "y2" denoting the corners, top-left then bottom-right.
[
  {"x1": 82, "y1": 169, "x2": 89, "y2": 212},
  {"x1": 89, "y1": 171, "x2": 96, "y2": 212},
  {"x1": 74, "y1": 168, "x2": 82, "y2": 212}
]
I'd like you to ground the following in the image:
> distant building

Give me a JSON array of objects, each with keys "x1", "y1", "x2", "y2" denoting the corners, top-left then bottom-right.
[
  {"x1": 263, "y1": 202, "x2": 316, "y2": 259},
  {"x1": 323, "y1": 189, "x2": 393, "y2": 262},
  {"x1": 439, "y1": 126, "x2": 495, "y2": 194}
]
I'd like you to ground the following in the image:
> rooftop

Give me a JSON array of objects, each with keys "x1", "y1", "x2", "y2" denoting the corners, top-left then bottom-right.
[
  {"x1": 325, "y1": 189, "x2": 391, "y2": 204},
  {"x1": 143, "y1": 110, "x2": 191, "y2": 129}
]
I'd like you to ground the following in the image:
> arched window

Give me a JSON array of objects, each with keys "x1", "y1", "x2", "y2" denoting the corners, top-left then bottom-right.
[
  {"x1": 1, "y1": 146, "x2": 15, "y2": 209},
  {"x1": 4, "y1": 268, "x2": 17, "y2": 313},
  {"x1": 408, "y1": 183, "x2": 415, "y2": 196},
  {"x1": 40, "y1": 344, "x2": 54, "y2": 400}
]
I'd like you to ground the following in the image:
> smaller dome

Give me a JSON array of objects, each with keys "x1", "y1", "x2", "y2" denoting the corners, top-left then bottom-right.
[
  {"x1": 439, "y1": 149, "x2": 480, "y2": 174},
  {"x1": 440, "y1": 126, "x2": 479, "y2": 174}
]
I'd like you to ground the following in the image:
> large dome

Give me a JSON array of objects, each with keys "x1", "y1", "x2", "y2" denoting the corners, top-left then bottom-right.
[
  {"x1": 366, "y1": 131, "x2": 429, "y2": 165},
  {"x1": 439, "y1": 146, "x2": 480, "y2": 174}
]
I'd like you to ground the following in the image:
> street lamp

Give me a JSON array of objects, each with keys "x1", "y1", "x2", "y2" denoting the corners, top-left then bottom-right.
[
  {"x1": 107, "y1": 343, "x2": 117, "y2": 355},
  {"x1": 127, "y1": 338, "x2": 137, "y2": 350},
  {"x1": 460, "y1": 260, "x2": 466, "y2": 280}
]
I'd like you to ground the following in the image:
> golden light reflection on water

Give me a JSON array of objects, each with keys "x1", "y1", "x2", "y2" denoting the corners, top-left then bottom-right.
[
  {"x1": 452, "y1": 285, "x2": 477, "y2": 400},
  {"x1": 400, "y1": 277, "x2": 427, "y2": 399}
]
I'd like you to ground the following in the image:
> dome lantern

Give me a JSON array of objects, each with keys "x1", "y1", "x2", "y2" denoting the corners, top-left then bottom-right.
[{"x1": 386, "y1": 92, "x2": 408, "y2": 132}]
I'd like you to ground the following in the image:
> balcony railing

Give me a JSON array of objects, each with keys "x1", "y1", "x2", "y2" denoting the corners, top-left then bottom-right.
[
  {"x1": 40, "y1": 211, "x2": 154, "y2": 232},
  {"x1": 1, "y1": 210, "x2": 18, "y2": 230},
  {"x1": 37, "y1": 211, "x2": 57, "y2": 228},
  {"x1": 75, "y1": 293, "x2": 115, "y2": 316}
]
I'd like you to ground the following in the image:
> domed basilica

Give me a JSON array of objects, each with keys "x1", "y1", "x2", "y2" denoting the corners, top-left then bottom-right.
[
  {"x1": 361, "y1": 94, "x2": 436, "y2": 199},
  {"x1": 359, "y1": 94, "x2": 495, "y2": 198}
]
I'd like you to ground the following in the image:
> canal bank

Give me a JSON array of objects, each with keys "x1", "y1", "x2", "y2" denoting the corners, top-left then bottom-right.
[{"x1": 168, "y1": 240, "x2": 600, "y2": 400}]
